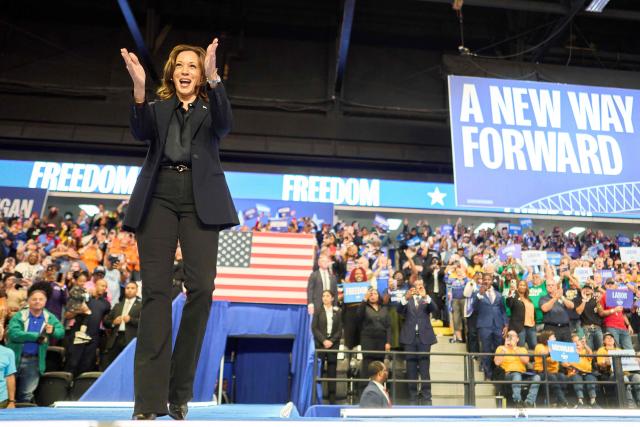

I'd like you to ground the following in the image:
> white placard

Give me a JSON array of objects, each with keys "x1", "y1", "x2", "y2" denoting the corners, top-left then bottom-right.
[
  {"x1": 620, "y1": 247, "x2": 640, "y2": 263},
  {"x1": 522, "y1": 250, "x2": 547, "y2": 266},
  {"x1": 574, "y1": 267, "x2": 593, "y2": 284},
  {"x1": 609, "y1": 349, "x2": 640, "y2": 372}
]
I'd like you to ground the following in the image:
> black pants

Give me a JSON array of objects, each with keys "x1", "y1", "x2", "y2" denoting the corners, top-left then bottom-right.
[
  {"x1": 360, "y1": 334, "x2": 386, "y2": 392},
  {"x1": 101, "y1": 332, "x2": 128, "y2": 371},
  {"x1": 134, "y1": 169, "x2": 220, "y2": 414},
  {"x1": 66, "y1": 338, "x2": 99, "y2": 377},
  {"x1": 404, "y1": 337, "x2": 432, "y2": 403},
  {"x1": 318, "y1": 340, "x2": 338, "y2": 402},
  {"x1": 544, "y1": 324, "x2": 571, "y2": 343},
  {"x1": 466, "y1": 311, "x2": 479, "y2": 353}
]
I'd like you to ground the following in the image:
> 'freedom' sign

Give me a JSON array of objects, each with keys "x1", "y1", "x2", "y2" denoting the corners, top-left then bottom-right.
[{"x1": 448, "y1": 76, "x2": 639, "y2": 216}]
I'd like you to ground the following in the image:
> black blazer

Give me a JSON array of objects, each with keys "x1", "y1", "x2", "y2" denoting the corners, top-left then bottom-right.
[
  {"x1": 423, "y1": 268, "x2": 446, "y2": 297},
  {"x1": 311, "y1": 306, "x2": 343, "y2": 348},
  {"x1": 306, "y1": 269, "x2": 338, "y2": 310},
  {"x1": 506, "y1": 294, "x2": 529, "y2": 333},
  {"x1": 123, "y1": 84, "x2": 238, "y2": 232},
  {"x1": 397, "y1": 296, "x2": 438, "y2": 346},
  {"x1": 103, "y1": 297, "x2": 142, "y2": 349}
]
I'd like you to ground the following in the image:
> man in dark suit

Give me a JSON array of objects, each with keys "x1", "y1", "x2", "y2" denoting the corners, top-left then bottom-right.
[
  {"x1": 423, "y1": 258, "x2": 445, "y2": 322},
  {"x1": 359, "y1": 361, "x2": 391, "y2": 408},
  {"x1": 307, "y1": 255, "x2": 338, "y2": 315},
  {"x1": 120, "y1": 39, "x2": 239, "y2": 420},
  {"x1": 474, "y1": 273, "x2": 509, "y2": 380},
  {"x1": 397, "y1": 280, "x2": 438, "y2": 405},
  {"x1": 311, "y1": 290, "x2": 342, "y2": 404},
  {"x1": 102, "y1": 282, "x2": 141, "y2": 370}
]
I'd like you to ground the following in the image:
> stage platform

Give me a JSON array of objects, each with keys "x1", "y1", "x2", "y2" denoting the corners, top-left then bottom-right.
[{"x1": 2, "y1": 403, "x2": 640, "y2": 426}]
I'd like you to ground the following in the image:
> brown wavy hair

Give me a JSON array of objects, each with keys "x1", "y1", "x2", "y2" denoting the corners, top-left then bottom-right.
[{"x1": 156, "y1": 44, "x2": 209, "y2": 101}]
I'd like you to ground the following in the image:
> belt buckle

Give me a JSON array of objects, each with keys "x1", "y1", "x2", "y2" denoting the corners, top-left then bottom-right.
[{"x1": 176, "y1": 164, "x2": 188, "y2": 173}]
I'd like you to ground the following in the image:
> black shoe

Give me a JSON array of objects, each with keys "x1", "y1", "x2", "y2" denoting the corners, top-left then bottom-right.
[
  {"x1": 168, "y1": 403, "x2": 188, "y2": 420},
  {"x1": 131, "y1": 413, "x2": 157, "y2": 420}
]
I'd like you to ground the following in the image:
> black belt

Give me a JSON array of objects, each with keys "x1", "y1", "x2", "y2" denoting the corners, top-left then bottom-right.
[
  {"x1": 22, "y1": 354, "x2": 38, "y2": 359},
  {"x1": 545, "y1": 323, "x2": 569, "y2": 328},
  {"x1": 161, "y1": 164, "x2": 191, "y2": 173}
]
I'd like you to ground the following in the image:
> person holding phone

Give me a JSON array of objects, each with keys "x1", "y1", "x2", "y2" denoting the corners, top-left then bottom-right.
[{"x1": 357, "y1": 288, "x2": 391, "y2": 394}]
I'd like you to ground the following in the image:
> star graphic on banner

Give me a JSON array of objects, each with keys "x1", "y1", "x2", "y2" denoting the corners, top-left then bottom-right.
[
  {"x1": 427, "y1": 187, "x2": 447, "y2": 206},
  {"x1": 311, "y1": 213, "x2": 325, "y2": 227}
]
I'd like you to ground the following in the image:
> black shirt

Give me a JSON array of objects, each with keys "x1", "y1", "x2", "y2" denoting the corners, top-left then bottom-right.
[
  {"x1": 72, "y1": 296, "x2": 111, "y2": 338},
  {"x1": 162, "y1": 98, "x2": 197, "y2": 164},
  {"x1": 565, "y1": 288, "x2": 582, "y2": 321},
  {"x1": 580, "y1": 297, "x2": 603, "y2": 327},
  {"x1": 539, "y1": 295, "x2": 570, "y2": 325}
]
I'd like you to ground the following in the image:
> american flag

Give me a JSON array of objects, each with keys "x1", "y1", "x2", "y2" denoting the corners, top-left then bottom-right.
[{"x1": 212, "y1": 231, "x2": 316, "y2": 305}]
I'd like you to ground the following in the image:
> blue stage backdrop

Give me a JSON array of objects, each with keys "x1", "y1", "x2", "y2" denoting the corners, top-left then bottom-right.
[
  {"x1": 81, "y1": 296, "x2": 316, "y2": 413},
  {"x1": 449, "y1": 75, "x2": 640, "y2": 217}
]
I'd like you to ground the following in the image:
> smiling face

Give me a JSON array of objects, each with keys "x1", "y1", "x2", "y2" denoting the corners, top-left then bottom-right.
[{"x1": 172, "y1": 50, "x2": 203, "y2": 101}]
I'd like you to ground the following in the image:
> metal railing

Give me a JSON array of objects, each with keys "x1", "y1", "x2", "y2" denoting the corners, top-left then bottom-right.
[{"x1": 312, "y1": 348, "x2": 631, "y2": 408}]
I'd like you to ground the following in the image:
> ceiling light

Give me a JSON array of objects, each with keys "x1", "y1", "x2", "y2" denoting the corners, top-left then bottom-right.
[
  {"x1": 586, "y1": 0, "x2": 610, "y2": 13},
  {"x1": 565, "y1": 226, "x2": 586, "y2": 236},
  {"x1": 474, "y1": 222, "x2": 495, "y2": 233},
  {"x1": 78, "y1": 204, "x2": 100, "y2": 216},
  {"x1": 387, "y1": 218, "x2": 403, "y2": 231}
]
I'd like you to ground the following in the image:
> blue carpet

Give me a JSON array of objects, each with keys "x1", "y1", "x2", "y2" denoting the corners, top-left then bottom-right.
[{"x1": 0, "y1": 404, "x2": 299, "y2": 421}]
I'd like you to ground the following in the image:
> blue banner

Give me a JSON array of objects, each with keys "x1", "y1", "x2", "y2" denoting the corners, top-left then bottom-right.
[
  {"x1": 599, "y1": 269, "x2": 615, "y2": 284},
  {"x1": 0, "y1": 186, "x2": 47, "y2": 218},
  {"x1": 549, "y1": 341, "x2": 579, "y2": 363},
  {"x1": 343, "y1": 282, "x2": 370, "y2": 304},
  {"x1": 441, "y1": 224, "x2": 454, "y2": 236},
  {"x1": 607, "y1": 288, "x2": 633, "y2": 309},
  {"x1": 406, "y1": 236, "x2": 422, "y2": 247},
  {"x1": 373, "y1": 214, "x2": 389, "y2": 231},
  {"x1": 449, "y1": 75, "x2": 640, "y2": 217},
  {"x1": 520, "y1": 218, "x2": 533, "y2": 228}
]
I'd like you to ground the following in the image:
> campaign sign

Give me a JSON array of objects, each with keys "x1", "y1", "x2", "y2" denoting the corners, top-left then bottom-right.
[
  {"x1": 0, "y1": 186, "x2": 47, "y2": 218},
  {"x1": 498, "y1": 244, "x2": 522, "y2": 261},
  {"x1": 373, "y1": 214, "x2": 389, "y2": 231},
  {"x1": 406, "y1": 236, "x2": 422, "y2": 247},
  {"x1": 376, "y1": 268, "x2": 390, "y2": 296},
  {"x1": 549, "y1": 341, "x2": 579, "y2": 363},
  {"x1": 609, "y1": 349, "x2": 640, "y2": 372},
  {"x1": 522, "y1": 250, "x2": 547, "y2": 266},
  {"x1": 607, "y1": 289, "x2": 633, "y2": 308},
  {"x1": 621, "y1": 247, "x2": 640, "y2": 263},
  {"x1": 574, "y1": 267, "x2": 593, "y2": 284},
  {"x1": 508, "y1": 224, "x2": 522, "y2": 236},
  {"x1": 520, "y1": 218, "x2": 533, "y2": 228},
  {"x1": 277, "y1": 206, "x2": 293, "y2": 218},
  {"x1": 599, "y1": 269, "x2": 615, "y2": 284},
  {"x1": 546, "y1": 252, "x2": 562, "y2": 266},
  {"x1": 268, "y1": 218, "x2": 289, "y2": 232},
  {"x1": 566, "y1": 246, "x2": 579, "y2": 259},
  {"x1": 449, "y1": 75, "x2": 640, "y2": 217},
  {"x1": 588, "y1": 244, "x2": 604, "y2": 258},
  {"x1": 441, "y1": 224, "x2": 454, "y2": 236},
  {"x1": 618, "y1": 235, "x2": 632, "y2": 247},
  {"x1": 343, "y1": 282, "x2": 370, "y2": 304}
]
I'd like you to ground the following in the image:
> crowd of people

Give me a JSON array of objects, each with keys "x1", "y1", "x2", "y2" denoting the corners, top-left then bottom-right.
[
  {"x1": 0, "y1": 205, "x2": 142, "y2": 406},
  {"x1": 309, "y1": 218, "x2": 640, "y2": 408}
]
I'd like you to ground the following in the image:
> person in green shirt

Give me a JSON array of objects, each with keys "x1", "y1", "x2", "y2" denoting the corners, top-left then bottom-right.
[{"x1": 527, "y1": 273, "x2": 548, "y2": 326}]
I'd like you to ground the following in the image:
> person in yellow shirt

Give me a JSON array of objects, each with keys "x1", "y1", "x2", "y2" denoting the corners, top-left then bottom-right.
[
  {"x1": 596, "y1": 332, "x2": 640, "y2": 408},
  {"x1": 533, "y1": 331, "x2": 568, "y2": 407},
  {"x1": 562, "y1": 335, "x2": 597, "y2": 408},
  {"x1": 494, "y1": 330, "x2": 540, "y2": 408}
]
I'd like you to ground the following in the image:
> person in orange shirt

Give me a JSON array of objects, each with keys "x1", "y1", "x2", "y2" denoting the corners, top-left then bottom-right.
[
  {"x1": 562, "y1": 335, "x2": 598, "y2": 408},
  {"x1": 78, "y1": 240, "x2": 104, "y2": 275},
  {"x1": 108, "y1": 232, "x2": 140, "y2": 281},
  {"x1": 533, "y1": 331, "x2": 568, "y2": 407},
  {"x1": 494, "y1": 330, "x2": 540, "y2": 408}
]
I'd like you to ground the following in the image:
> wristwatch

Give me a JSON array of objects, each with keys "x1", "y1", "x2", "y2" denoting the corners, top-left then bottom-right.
[{"x1": 207, "y1": 75, "x2": 222, "y2": 86}]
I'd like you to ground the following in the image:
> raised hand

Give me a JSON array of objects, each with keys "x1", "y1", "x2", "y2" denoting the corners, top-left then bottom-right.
[
  {"x1": 120, "y1": 49, "x2": 146, "y2": 87},
  {"x1": 120, "y1": 49, "x2": 146, "y2": 102},
  {"x1": 204, "y1": 38, "x2": 219, "y2": 80}
]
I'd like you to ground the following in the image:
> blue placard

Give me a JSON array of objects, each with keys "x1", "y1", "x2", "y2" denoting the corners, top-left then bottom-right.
[
  {"x1": 599, "y1": 269, "x2": 615, "y2": 284},
  {"x1": 376, "y1": 268, "x2": 390, "y2": 296},
  {"x1": 449, "y1": 75, "x2": 640, "y2": 217},
  {"x1": 566, "y1": 246, "x2": 579, "y2": 259},
  {"x1": 618, "y1": 235, "x2": 632, "y2": 247},
  {"x1": 406, "y1": 236, "x2": 422, "y2": 247},
  {"x1": 373, "y1": 214, "x2": 389, "y2": 231},
  {"x1": 343, "y1": 282, "x2": 370, "y2": 304},
  {"x1": 277, "y1": 206, "x2": 293, "y2": 218},
  {"x1": 508, "y1": 224, "x2": 522, "y2": 236},
  {"x1": 547, "y1": 252, "x2": 562, "y2": 266},
  {"x1": 0, "y1": 186, "x2": 48, "y2": 218},
  {"x1": 268, "y1": 217, "x2": 290, "y2": 232},
  {"x1": 588, "y1": 244, "x2": 604, "y2": 258},
  {"x1": 441, "y1": 224, "x2": 454, "y2": 236},
  {"x1": 498, "y1": 244, "x2": 521, "y2": 261},
  {"x1": 549, "y1": 341, "x2": 579, "y2": 363},
  {"x1": 520, "y1": 218, "x2": 533, "y2": 228},
  {"x1": 234, "y1": 199, "x2": 333, "y2": 230},
  {"x1": 607, "y1": 289, "x2": 633, "y2": 308}
]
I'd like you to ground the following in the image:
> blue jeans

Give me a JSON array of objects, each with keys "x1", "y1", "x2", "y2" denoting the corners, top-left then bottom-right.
[
  {"x1": 518, "y1": 327, "x2": 537, "y2": 349},
  {"x1": 542, "y1": 372, "x2": 568, "y2": 405},
  {"x1": 570, "y1": 373, "x2": 597, "y2": 400},
  {"x1": 606, "y1": 327, "x2": 633, "y2": 350},
  {"x1": 583, "y1": 325, "x2": 603, "y2": 353},
  {"x1": 16, "y1": 356, "x2": 41, "y2": 403},
  {"x1": 624, "y1": 373, "x2": 640, "y2": 406},
  {"x1": 505, "y1": 372, "x2": 540, "y2": 405}
]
